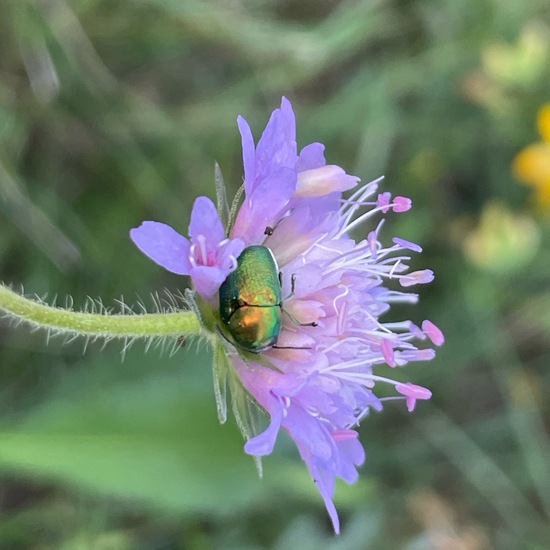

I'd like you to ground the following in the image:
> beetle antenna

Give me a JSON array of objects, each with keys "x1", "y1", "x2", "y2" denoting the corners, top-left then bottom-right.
[{"x1": 263, "y1": 210, "x2": 292, "y2": 240}]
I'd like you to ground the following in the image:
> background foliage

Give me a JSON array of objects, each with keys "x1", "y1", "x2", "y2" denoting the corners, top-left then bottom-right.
[{"x1": 1, "y1": 0, "x2": 550, "y2": 548}]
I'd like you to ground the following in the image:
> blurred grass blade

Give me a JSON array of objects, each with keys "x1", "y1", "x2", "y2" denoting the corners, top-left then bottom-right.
[
  {"x1": 415, "y1": 411, "x2": 550, "y2": 545},
  {"x1": 0, "y1": 350, "x2": 262, "y2": 514},
  {"x1": 0, "y1": 158, "x2": 80, "y2": 269}
]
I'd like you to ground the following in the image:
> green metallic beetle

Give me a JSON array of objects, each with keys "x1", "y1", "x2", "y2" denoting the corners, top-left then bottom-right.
[{"x1": 218, "y1": 245, "x2": 282, "y2": 353}]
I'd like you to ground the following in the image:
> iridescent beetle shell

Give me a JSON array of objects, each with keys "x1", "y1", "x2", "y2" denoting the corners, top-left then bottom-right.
[{"x1": 218, "y1": 245, "x2": 282, "y2": 352}]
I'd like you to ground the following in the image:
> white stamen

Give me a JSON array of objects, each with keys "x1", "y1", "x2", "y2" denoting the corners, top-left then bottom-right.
[
  {"x1": 196, "y1": 234, "x2": 208, "y2": 265},
  {"x1": 388, "y1": 259, "x2": 402, "y2": 278},
  {"x1": 189, "y1": 244, "x2": 197, "y2": 268},
  {"x1": 337, "y1": 299, "x2": 348, "y2": 336}
]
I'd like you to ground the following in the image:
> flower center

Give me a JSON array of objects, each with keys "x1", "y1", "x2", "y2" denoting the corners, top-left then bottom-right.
[{"x1": 192, "y1": 234, "x2": 216, "y2": 267}]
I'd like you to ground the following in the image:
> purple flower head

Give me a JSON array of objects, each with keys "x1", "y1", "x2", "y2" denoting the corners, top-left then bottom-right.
[
  {"x1": 130, "y1": 98, "x2": 443, "y2": 533},
  {"x1": 130, "y1": 196, "x2": 244, "y2": 299},
  {"x1": 225, "y1": 99, "x2": 441, "y2": 533}
]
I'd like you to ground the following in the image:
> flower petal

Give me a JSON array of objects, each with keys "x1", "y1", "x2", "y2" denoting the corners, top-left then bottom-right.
[
  {"x1": 231, "y1": 98, "x2": 299, "y2": 245},
  {"x1": 188, "y1": 196, "x2": 225, "y2": 243},
  {"x1": 310, "y1": 462, "x2": 340, "y2": 534},
  {"x1": 238, "y1": 115, "x2": 256, "y2": 197},
  {"x1": 255, "y1": 97, "x2": 297, "y2": 178},
  {"x1": 217, "y1": 237, "x2": 245, "y2": 271},
  {"x1": 130, "y1": 221, "x2": 191, "y2": 275},
  {"x1": 244, "y1": 394, "x2": 283, "y2": 456},
  {"x1": 296, "y1": 142, "x2": 326, "y2": 172},
  {"x1": 333, "y1": 430, "x2": 366, "y2": 482},
  {"x1": 190, "y1": 265, "x2": 229, "y2": 298},
  {"x1": 295, "y1": 165, "x2": 359, "y2": 198},
  {"x1": 266, "y1": 206, "x2": 330, "y2": 267},
  {"x1": 284, "y1": 405, "x2": 342, "y2": 532},
  {"x1": 231, "y1": 166, "x2": 297, "y2": 245}
]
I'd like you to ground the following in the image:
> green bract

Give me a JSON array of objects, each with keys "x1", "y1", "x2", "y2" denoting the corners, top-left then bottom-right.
[{"x1": 218, "y1": 245, "x2": 282, "y2": 353}]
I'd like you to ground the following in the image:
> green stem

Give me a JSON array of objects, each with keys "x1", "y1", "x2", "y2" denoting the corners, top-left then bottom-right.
[{"x1": 0, "y1": 284, "x2": 201, "y2": 339}]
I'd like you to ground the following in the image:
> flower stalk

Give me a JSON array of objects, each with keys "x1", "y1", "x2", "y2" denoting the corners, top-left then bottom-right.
[{"x1": 0, "y1": 283, "x2": 201, "y2": 340}]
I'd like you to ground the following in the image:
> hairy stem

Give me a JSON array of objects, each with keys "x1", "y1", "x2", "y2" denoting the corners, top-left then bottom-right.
[{"x1": 0, "y1": 284, "x2": 201, "y2": 339}]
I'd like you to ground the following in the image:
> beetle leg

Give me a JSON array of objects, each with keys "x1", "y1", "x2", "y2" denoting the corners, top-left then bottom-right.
[
  {"x1": 216, "y1": 325, "x2": 237, "y2": 348},
  {"x1": 280, "y1": 273, "x2": 296, "y2": 301},
  {"x1": 281, "y1": 275, "x2": 319, "y2": 327},
  {"x1": 281, "y1": 307, "x2": 318, "y2": 327},
  {"x1": 272, "y1": 344, "x2": 312, "y2": 350}
]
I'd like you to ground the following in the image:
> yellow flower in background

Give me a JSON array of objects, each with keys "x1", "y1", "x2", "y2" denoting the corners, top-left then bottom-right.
[
  {"x1": 513, "y1": 103, "x2": 550, "y2": 208},
  {"x1": 463, "y1": 201, "x2": 540, "y2": 274},
  {"x1": 462, "y1": 23, "x2": 550, "y2": 117}
]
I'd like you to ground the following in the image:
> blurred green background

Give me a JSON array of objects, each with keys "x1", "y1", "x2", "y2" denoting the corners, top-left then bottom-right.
[{"x1": 1, "y1": 0, "x2": 550, "y2": 548}]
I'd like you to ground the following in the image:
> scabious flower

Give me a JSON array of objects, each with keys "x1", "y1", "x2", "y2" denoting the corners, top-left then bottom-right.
[{"x1": 130, "y1": 98, "x2": 443, "y2": 533}]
